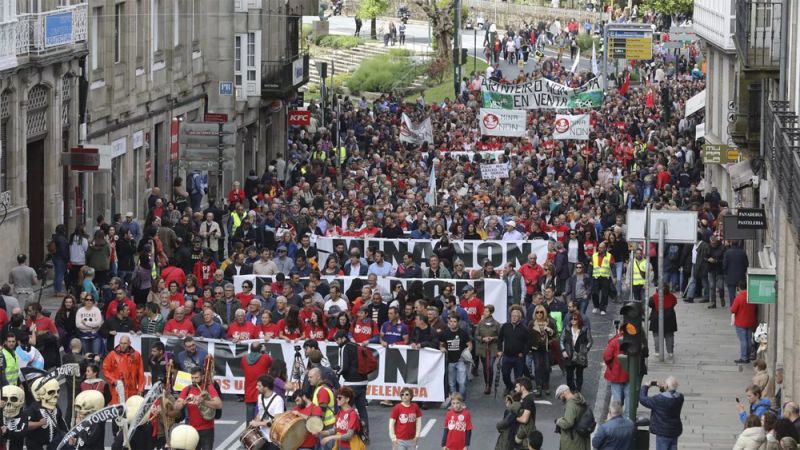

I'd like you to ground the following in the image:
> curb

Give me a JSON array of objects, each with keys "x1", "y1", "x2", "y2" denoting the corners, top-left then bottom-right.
[{"x1": 593, "y1": 364, "x2": 611, "y2": 425}]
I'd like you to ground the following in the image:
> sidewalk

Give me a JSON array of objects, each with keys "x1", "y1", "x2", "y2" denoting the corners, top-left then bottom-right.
[{"x1": 639, "y1": 301, "x2": 753, "y2": 449}]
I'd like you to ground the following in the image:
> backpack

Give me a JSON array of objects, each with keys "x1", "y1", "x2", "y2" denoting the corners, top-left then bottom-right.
[
  {"x1": 573, "y1": 405, "x2": 596, "y2": 437},
  {"x1": 47, "y1": 239, "x2": 57, "y2": 256},
  {"x1": 355, "y1": 345, "x2": 378, "y2": 376}
]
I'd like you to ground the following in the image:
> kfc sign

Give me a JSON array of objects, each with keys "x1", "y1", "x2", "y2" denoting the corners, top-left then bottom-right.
[{"x1": 288, "y1": 110, "x2": 311, "y2": 126}]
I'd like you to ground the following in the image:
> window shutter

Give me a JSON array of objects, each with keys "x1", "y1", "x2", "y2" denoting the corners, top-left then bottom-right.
[{"x1": 245, "y1": 30, "x2": 261, "y2": 97}]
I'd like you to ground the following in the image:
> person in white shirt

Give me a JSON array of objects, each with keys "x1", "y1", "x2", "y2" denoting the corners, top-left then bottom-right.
[
  {"x1": 250, "y1": 375, "x2": 285, "y2": 445},
  {"x1": 253, "y1": 248, "x2": 279, "y2": 275},
  {"x1": 368, "y1": 251, "x2": 395, "y2": 277},
  {"x1": 502, "y1": 221, "x2": 525, "y2": 241},
  {"x1": 75, "y1": 294, "x2": 104, "y2": 355},
  {"x1": 324, "y1": 286, "x2": 349, "y2": 316}
]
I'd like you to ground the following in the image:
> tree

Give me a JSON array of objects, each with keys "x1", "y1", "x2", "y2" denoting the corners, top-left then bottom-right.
[
  {"x1": 414, "y1": 0, "x2": 456, "y2": 63},
  {"x1": 359, "y1": 0, "x2": 389, "y2": 40},
  {"x1": 642, "y1": 0, "x2": 693, "y2": 16}
]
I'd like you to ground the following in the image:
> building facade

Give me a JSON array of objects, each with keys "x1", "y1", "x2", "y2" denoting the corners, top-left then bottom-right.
[{"x1": 0, "y1": 0, "x2": 88, "y2": 276}]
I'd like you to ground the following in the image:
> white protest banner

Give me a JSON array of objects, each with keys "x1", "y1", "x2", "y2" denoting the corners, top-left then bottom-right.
[
  {"x1": 399, "y1": 113, "x2": 433, "y2": 145},
  {"x1": 481, "y1": 76, "x2": 604, "y2": 110},
  {"x1": 553, "y1": 114, "x2": 591, "y2": 140},
  {"x1": 116, "y1": 335, "x2": 447, "y2": 401},
  {"x1": 480, "y1": 163, "x2": 511, "y2": 180},
  {"x1": 479, "y1": 108, "x2": 527, "y2": 137},
  {"x1": 235, "y1": 275, "x2": 509, "y2": 324},
  {"x1": 314, "y1": 237, "x2": 549, "y2": 273},
  {"x1": 441, "y1": 150, "x2": 505, "y2": 162}
]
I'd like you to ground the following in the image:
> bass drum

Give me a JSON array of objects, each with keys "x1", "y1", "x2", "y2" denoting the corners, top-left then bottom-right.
[
  {"x1": 239, "y1": 427, "x2": 266, "y2": 450},
  {"x1": 269, "y1": 412, "x2": 309, "y2": 450},
  {"x1": 305, "y1": 416, "x2": 324, "y2": 434}
]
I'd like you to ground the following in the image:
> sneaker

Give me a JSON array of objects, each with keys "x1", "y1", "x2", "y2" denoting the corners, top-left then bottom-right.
[
  {"x1": 600, "y1": 310, "x2": 607, "y2": 316},
  {"x1": 734, "y1": 359, "x2": 748, "y2": 364},
  {"x1": 653, "y1": 352, "x2": 660, "y2": 358},
  {"x1": 592, "y1": 308, "x2": 599, "y2": 314},
  {"x1": 533, "y1": 388, "x2": 541, "y2": 397},
  {"x1": 667, "y1": 353, "x2": 674, "y2": 360},
  {"x1": 683, "y1": 298, "x2": 694, "y2": 303},
  {"x1": 484, "y1": 387, "x2": 491, "y2": 395}
]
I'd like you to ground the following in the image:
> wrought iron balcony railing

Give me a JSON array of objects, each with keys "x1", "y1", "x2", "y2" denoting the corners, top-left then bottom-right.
[
  {"x1": 734, "y1": 0, "x2": 781, "y2": 70},
  {"x1": 764, "y1": 100, "x2": 800, "y2": 239}
]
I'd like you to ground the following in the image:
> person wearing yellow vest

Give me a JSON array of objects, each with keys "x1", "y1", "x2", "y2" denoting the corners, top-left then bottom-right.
[
  {"x1": 631, "y1": 247, "x2": 649, "y2": 301},
  {"x1": 309, "y1": 367, "x2": 337, "y2": 449},
  {"x1": 0, "y1": 333, "x2": 20, "y2": 386},
  {"x1": 591, "y1": 242, "x2": 614, "y2": 316}
]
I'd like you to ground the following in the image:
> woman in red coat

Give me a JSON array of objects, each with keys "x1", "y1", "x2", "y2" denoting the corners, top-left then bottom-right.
[{"x1": 730, "y1": 280, "x2": 757, "y2": 363}]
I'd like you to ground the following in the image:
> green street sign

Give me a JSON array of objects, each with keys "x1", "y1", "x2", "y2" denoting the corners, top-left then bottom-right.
[{"x1": 747, "y1": 268, "x2": 776, "y2": 304}]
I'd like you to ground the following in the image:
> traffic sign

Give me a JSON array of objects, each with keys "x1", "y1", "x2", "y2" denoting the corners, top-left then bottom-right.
[
  {"x1": 607, "y1": 30, "x2": 653, "y2": 60},
  {"x1": 219, "y1": 81, "x2": 234, "y2": 96},
  {"x1": 63, "y1": 147, "x2": 100, "y2": 171},
  {"x1": 701, "y1": 144, "x2": 739, "y2": 164}
]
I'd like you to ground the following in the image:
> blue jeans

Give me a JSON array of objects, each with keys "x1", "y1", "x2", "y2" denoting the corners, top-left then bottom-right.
[
  {"x1": 245, "y1": 402, "x2": 256, "y2": 422},
  {"x1": 80, "y1": 332, "x2": 102, "y2": 355},
  {"x1": 610, "y1": 381, "x2": 630, "y2": 417},
  {"x1": 501, "y1": 355, "x2": 526, "y2": 393},
  {"x1": 614, "y1": 262, "x2": 624, "y2": 297},
  {"x1": 655, "y1": 435, "x2": 678, "y2": 450},
  {"x1": 53, "y1": 257, "x2": 67, "y2": 293},
  {"x1": 579, "y1": 297, "x2": 589, "y2": 315},
  {"x1": 707, "y1": 272, "x2": 724, "y2": 305},
  {"x1": 735, "y1": 326, "x2": 752, "y2": 360},
  {"x1": 448, "y1": 361, "x2": 467, "y2": 399}
]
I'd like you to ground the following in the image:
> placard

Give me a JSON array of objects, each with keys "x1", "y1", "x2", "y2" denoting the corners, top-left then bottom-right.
[
  {"x1": 479, "y1": 109, "x2": 527, "y2": 137},
  {"x1": 553, "y1": 114, "x2": 591, "y2": 140},
  {"x1": 480, "y1": 163, "x2": 510, "y2": 179}
]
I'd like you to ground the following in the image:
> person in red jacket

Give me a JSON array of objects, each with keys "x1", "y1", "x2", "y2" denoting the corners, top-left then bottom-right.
[
  {"x1": 193, "y1": 251, "x2": 217, "y2": 288},
  {"x1": 603, "y1": 324, "x2": 630, "y2": 416},
  {"x1": 731, "y1": 280, "x2": 757, "y2": 363},
  {"x1": 241, "y1": 342, "x2": 273, "y2": 422},
  {"x1": 227, "y1": 309, "x2": 259, "y2": 342}
]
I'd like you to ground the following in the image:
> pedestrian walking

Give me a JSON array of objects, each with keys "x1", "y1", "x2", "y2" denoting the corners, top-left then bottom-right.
[
  {"x1": 723, "y1": 240, "x2": 749, "y2": 305},
  {"x1": 527, "y1": 304, "x2": 556, "y2": 396},
  {"x1": 705, "y1": 236, "x2": 726, "y2": 308},
  {"x1": 7, "y1": 254, "x2": 38, "y2": 310},
  {"x1": 603, "y1": 324, "x2": 630, "y2": 416},
  {"x1": 389, "y1": 387, "x2": 422, "y2": 449},
  {"x1": 497, "y1": 305, "x2": 530, "y2": 395},
  {"x1": 591, "y1": 242, "x2": 613, "y2": 315},
  {"x1": 639, "y1": 376, "x2": 684, "y2": 450},
  {"x1": 554, "y1": 384, "x2": 591, "y2": 450},
  {"x1": 475, "y1": 304, "x2": 500, "y2": 395},
  {"x1": 649, "y1": 283, "x2": 678, "y2": 360},
  {"x1": 354, "y1": 16, "x2": 362, "y2": 36},
  {"x1": 560, "y1": 312, "x2": 591, "y2": 392},
  {"x1": 441, "y1": 393, "x2": 472, "y2": 450},
  {"x1": 398, "y1": 22, "x2": 406, "y2": 45}
]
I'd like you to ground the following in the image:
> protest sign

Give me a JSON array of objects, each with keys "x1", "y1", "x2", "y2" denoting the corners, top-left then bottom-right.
[
  {"x1": 480, "y1": 163, "x2": 511, "y2": 179},
  {"x1": 481, "y1": 76, "x2": 604, "y2": 110},
  {"x1": 440, "y1": 150, "x2": 505, "y2": 162},
  {"x1": 116, "y1": 335, "x2": 447, "y2": 401},
  {"x1": 479, "y1": 108, "x2": 527, "y2": 137},
  {"x1": 399, "y1": 113, "x2": 433, "y2": 145},
  {"x1": 553, "y1": 114, "x2": 591, "y2": 140}
]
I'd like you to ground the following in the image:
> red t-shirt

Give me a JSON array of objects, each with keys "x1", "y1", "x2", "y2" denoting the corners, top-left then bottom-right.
[
  {"x1": 179, "y1": 383, "x2": 219, "y2": 430},
  {"x1": 260, "y1": 322, "x2": 281, "y2": 339},
  {"x1": 277, "y1": 320, "x2": 303, "y2": 340},
  {"x1": 299, "y1": 307, "x2": 315, "y2": 325},
  {"x1": 164, "y1": 318, "x2": 195, "y2": 336},
  {"x1": 390, "y1": 402, "x2": 422, "y2": 440},
  {"x1": 351, "y1": 320, "x2": 377, "y2": 344},
  {"x1": 235, "y1": 293, "x2": 255, "y2": 305},
  {"x1": 26, "y1": 316, "x2": 58, "y2": 336},
  {"x1": 227, "y1": 321, "x2": 259, "y2": 340},
  {"x1": 304, "y1": 324, "x2": 326, "y2": 341},
  {"x1": 444, "y1": 408, "x2": 472, "y2": 450},
  {"x1": 294, "y1": 404, "x2": 324, "y2": 448},
  {"x1": 105, "y1": 298, "x2": 137, "y2": 320},
  {"x1": 334, "y1": 408, "x2": 360, "y2": 449},
  {"x1": 459, "y1": 298, "x2": 484, "y2": 325},
  {"x1": 241, "y1": 354, "x2": 273, "y2": 403}
]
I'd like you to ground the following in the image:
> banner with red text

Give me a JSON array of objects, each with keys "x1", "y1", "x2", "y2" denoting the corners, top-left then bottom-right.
[{"x1": 116, "y1": 334, "x2": 447, "y2": 402}]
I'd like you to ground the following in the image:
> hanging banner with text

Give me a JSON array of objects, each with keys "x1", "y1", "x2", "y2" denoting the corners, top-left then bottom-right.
[
  {"x1": 480, "y1": 163, "x2": 511, "y2": 179},
  {"x1": 115, "y1": 335, "x2": 446, "y2": 401},
  {"x1": 479, "y1": 108, "x2": 527, "y2": 137},
  {"x1": 314, "y1": 237, "x2": 549, "y2": 273},
  {"x1": 235, "y1": 275, "x2": 509, "y2": 324},
  {"x1": 553, "y1": 114, "x2": 591, "y2": 140},
  {"x1": 399, "y1": 113, "x2": 434, "y2": 145},
  {"x1": 441, "y1": 150, "x2": 506, "y2": 162},
  {"x1": 481, "y1": 76, "x2": 604, "y2": 110}
]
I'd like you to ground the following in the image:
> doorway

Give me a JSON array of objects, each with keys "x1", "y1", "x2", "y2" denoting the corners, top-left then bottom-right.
[{"x1": 27, "y1": 139, "x2": 45, "y2": 267}]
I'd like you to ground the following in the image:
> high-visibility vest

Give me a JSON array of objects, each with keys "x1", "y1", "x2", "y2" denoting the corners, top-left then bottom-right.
[
  {"x1": 231, "y1": 211, "x2": 243, "y2": 233},
  {"x1": 592, "y1": 252, "x2": 612, "y2": 279},
  {"x1": 337, "y1": 147, "x2": 347, "y2": 165},
  {"x1": 312, "y1": 150, "x2": 327, "y2": 161},
  {"x1": 313, "y1": 385, "x2": 335, "y2": 427},
  {"x1": 632, "y1": 258, "x2": 647, "y2": 286},
  {"x1": 2, "y1": 348, "x2": 19, "y2": 385}
]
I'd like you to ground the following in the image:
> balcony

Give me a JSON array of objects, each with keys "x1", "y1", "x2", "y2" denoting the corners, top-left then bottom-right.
[
  {"x1": 261, "y1": 53, "x2": 310, "y2": 98},
  {"x1": 0, "y1": 19, "x2": 18, "y2": 71},
  {"x1": 693, "y1": 0, "x2": 736, "y2": 52},
  {"x1": 14, "y1": 3, "x2": 88, "y2": 60},
  {"x1": 764, "y1": 100, "x2": 800, "y2": 243},
  {"x1": 734, "y1": 0, "x2": 782, "y2": 70}
]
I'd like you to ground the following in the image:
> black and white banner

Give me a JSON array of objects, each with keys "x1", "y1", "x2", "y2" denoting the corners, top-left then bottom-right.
[
  {"x1": 480, "y1": 163, "x2": 511, "y2": 180},
  {"x1": 399, "y1": 113, "x2": 433, "y2": 145},
  {"x1": 314, "y1": 237, "x2": 549, "y2": 272},
  {"x1": 57, "y1": 404, "x2": 127, "y2": 450},
  {"x1": 115, "y1": 335, "x2": 447, "y2": 402},
  {"x1": 235, "y1": 275, "x2": 509, "y2": 324},
  {"x1": 479, "y1": 108, "x2": 527, "y2": 137},
  {"x1": 441, "y1": 150, "x2": 505, "y2": 162},
  {"x1": 553, "y1": 114, "x2": 591, "y2": 140}
]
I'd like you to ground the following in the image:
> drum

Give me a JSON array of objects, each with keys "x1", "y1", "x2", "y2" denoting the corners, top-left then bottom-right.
[
  {"x1": 269, "y1": 412, "x2": 308, "y2": 450},
  {"x1": 239, "y1": 427, "x2": 266, "y2": 450},
  {"x1": 305, "y1": 416, "x2": 324, "y2": 434}
]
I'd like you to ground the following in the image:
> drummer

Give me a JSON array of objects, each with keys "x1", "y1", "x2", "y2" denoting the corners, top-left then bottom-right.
[
  {"x1": 249, "y1": 375, "x2": 285, "y2": 450},
  {"x1": 319, "y1": 387, "x2": 362, "y2": 449},
  {"x1": 291, "y1": 391, "x2": 324, "y2": 450}
]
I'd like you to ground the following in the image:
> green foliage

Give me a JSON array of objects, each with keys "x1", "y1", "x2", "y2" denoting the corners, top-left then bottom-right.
[
  {"x1": 358, "y1": 0, "x2": 389, "y2": 20},
  {"x1": 408, "y1": 56, "x2": 488, "y2": 103},
  {"x1": 315, "y1": 35, "x2": 364, "y2": 49},
  {"x1": 388, "y1": 48, "x2": 412, "y2": 57},
  {"x1": 346, "y1": 53, "x2": 422, "y2": 94},
  {"x1": 576, "y1": 33, "x2": 600, "y2": 52},
  {"x1": 642, "y1": 0, "x2": 693, "y2": 15},
  {"x1": 302, "y1": 24, "x2": 313, "y2": 41}
]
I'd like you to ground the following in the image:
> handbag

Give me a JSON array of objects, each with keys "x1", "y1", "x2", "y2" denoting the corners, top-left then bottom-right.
[
  {"x1": 333, "y1": 434, "x2": 366, "y2": 450},
  {"x1": 572, "y1": 351, "x2": 588, "y2": 368}
]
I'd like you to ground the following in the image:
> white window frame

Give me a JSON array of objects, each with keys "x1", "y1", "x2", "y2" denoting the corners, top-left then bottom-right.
[
  {"x1": 234, "y1": 31, "x2": 260, "y2": 97},
  {"x1": 91, "y1": 6, "x2": 100, "y2": 69},
  {"x1": 172, "y1": 0, "x2": 179, "y2": 47},
  {"x1": 234, "y1": 34, "x2": 242, "y2": 94},
  {"x1": 114, "y1": 2, "x2": 122, "y2": 63},
  {"x1": 151, "y1": 0, "x2": 160, "y2": 54}
]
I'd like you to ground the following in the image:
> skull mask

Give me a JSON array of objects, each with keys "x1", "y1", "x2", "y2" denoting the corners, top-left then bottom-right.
[
  {"x1": 125, "y1": 395, "x2": 144, "y2": 426},
  {"x1": 74, "y1": 390, "x2": 105, "y2": 418},
  {"x1": 1, "y1": 385, "x2": 25, "y2": 417},
  {"x1": 31, "y1": 377, "x2": 60, "y2": 410}
]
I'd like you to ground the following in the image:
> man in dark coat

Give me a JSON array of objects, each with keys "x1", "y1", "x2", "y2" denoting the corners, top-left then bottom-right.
[
  {"x1": 722, "y1": 241, "x2": 749, "y2": 306},
  {"x1": 639, "y1": 376, "x2": 684, "y2": 449}
]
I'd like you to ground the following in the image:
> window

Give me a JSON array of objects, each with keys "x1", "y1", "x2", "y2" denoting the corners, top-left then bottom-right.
[
  {"x1": 234, "y1": 35, "x2": 242, "y2": 88},
  {"x1": 114, "y1": 2, "x2": 123, "y2": 63},
  {"x1": 151, "y1": 0, "x2": 160, "y2": 54},
  {"x1": 91, "y1": 7, "x2": 101, "y2": 69},
  {"x1": 135, "y1": 0, "x2": 144, "y2": 64},
  {"x1": 172, "y1": 0, "x2": 179, "y2": 47},
  {"x1": 287, "y1": 16, "x2": 300, "y2": 58},
  {"x1": 234, "y1": 31, "x2": 260, "y2": 97}
]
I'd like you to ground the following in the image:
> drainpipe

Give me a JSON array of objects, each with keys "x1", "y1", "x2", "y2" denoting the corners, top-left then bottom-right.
[{"x1": 778, "y1": 0, "x2": 788, "y2": 99}]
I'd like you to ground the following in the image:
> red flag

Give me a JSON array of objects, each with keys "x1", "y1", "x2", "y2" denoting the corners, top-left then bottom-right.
[
  {"x1": 645, "y1": 89, "x2": 655, "y2": 109},
  {"x1": 619, "y1": 73, "x2": 631, "y2": 96}
]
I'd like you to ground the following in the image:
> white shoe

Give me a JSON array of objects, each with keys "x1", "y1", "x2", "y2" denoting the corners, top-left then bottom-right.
[
  {"x1": 653, "y1": 352, "x2": 660, "y2": 358},
  {"x1": 668, "y1": 353, "x2": 674, "y2": 360},
  {"x1": 592, "y1": 308, "x2": 599, "y2": 314},
  {"x1": 600, "y1": 311, "x2": 607, "y2": 316}
]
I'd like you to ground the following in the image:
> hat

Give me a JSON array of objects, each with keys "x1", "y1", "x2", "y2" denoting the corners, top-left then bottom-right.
[
  {"x1": 461, "y1": 285, "x2": 474, "y2": 294},
  {"x1": 506, "y1": 220, "x2": 516, "y2": 228},
  {"x1": 125, "y1": 212, "x2": 134, "y2": 218},
  {"x1": 554, "y1": 384, "x2": 570, "y2": 400}
]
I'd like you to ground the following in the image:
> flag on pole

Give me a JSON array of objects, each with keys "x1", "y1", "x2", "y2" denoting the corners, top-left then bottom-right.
[
  {"x1": 425, "y1": 165, "x2": 436, "y2": 206},
  {"x1": 570, "y1": 47, "x2": 581, "y2": 74},
  {"x1": 619, "y1": 72, "x2": 631, "y2": 96},
  {"x1": 591, "y1": 41, "x2": 599, "y2": 75}
]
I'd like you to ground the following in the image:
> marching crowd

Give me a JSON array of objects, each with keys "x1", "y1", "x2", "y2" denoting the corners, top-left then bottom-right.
[{"x1": 2, "y1": 6, "x2": 796, "y2": 449}]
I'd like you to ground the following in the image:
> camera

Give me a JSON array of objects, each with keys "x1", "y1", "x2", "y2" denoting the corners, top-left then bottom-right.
[{"x1": 294, "y1": 345, "x2": 302, "y2": 352}]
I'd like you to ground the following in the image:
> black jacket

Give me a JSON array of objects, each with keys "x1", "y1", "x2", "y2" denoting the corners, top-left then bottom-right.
[
  {"x1": 722, "y1": 246, "x2": 749, "y2": 285},
  {"x1": 338, "y1": 342, "x2": 368, "y2": 383},
  {"x1": 365, "y1": 302, "x2": 389, "y2": 328},
  {"x1": 560, "y1": 326, "x2": 592, "y2": 367},
  {"x1": 410, "y1": 325, "x2": 439, "y2": 348},
  {"x1": 224, "y1": 263, "x2": 253, "y2": 281},
  {"x1": 498, "y1": 322, "x2": 530, "y2": 357}
]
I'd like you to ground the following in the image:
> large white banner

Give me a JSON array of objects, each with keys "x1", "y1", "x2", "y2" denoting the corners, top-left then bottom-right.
[
  {"x1": 479, "y1": 108, "x2": 527, "y2": 137},
  {"x1": 553, "y1": 114, "x2": 591, "y2": 140},
  {"x1": 315, "y1": 237, "x2": 549, "y2": 272},
  {"x1": 480, "y1": 163, "x2": 511, "y2": 180},
  {"x1": 235, "y1": 275, "x2": 509, "y2": 324},
  {"x1": 440, "y1": 150, "x2": 505, "y2": 162},
  {"x1": 399, "y1": 113, "x2": 433, "y2": 145},
  {"x1": 117, "y1": 335, "x2": 447, "y2": 401}
]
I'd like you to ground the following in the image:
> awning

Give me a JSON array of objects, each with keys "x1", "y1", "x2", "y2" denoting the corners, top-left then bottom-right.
[
  {"x1": 685, "y1": 89, "x2": 706, "y2": 117},
  {"x1": 695, "y1": 122, "x2": 705, "y2": 141}
]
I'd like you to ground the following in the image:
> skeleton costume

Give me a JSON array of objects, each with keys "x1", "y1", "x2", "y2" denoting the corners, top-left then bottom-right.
[
  {"x1": 72, "y1": 390, "x2": 106, "y2": 450},
  {"x1": 26, "y1": 378, "x2": 67, "y2": 450},
  {"x1": 111, "y1": 395, "x2": 155, "y2": 450},
  {"x1": 1, "y1": 385, "x2": 28, "y2": 450}
]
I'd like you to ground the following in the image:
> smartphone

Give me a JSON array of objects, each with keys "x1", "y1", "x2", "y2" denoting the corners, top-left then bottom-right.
[
  {"x1": 736, "y1": 397, "x2": 741, "y2": 403},
  {"x1": 613, "y1": 319, "x2": 621, "y2": 329}
]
